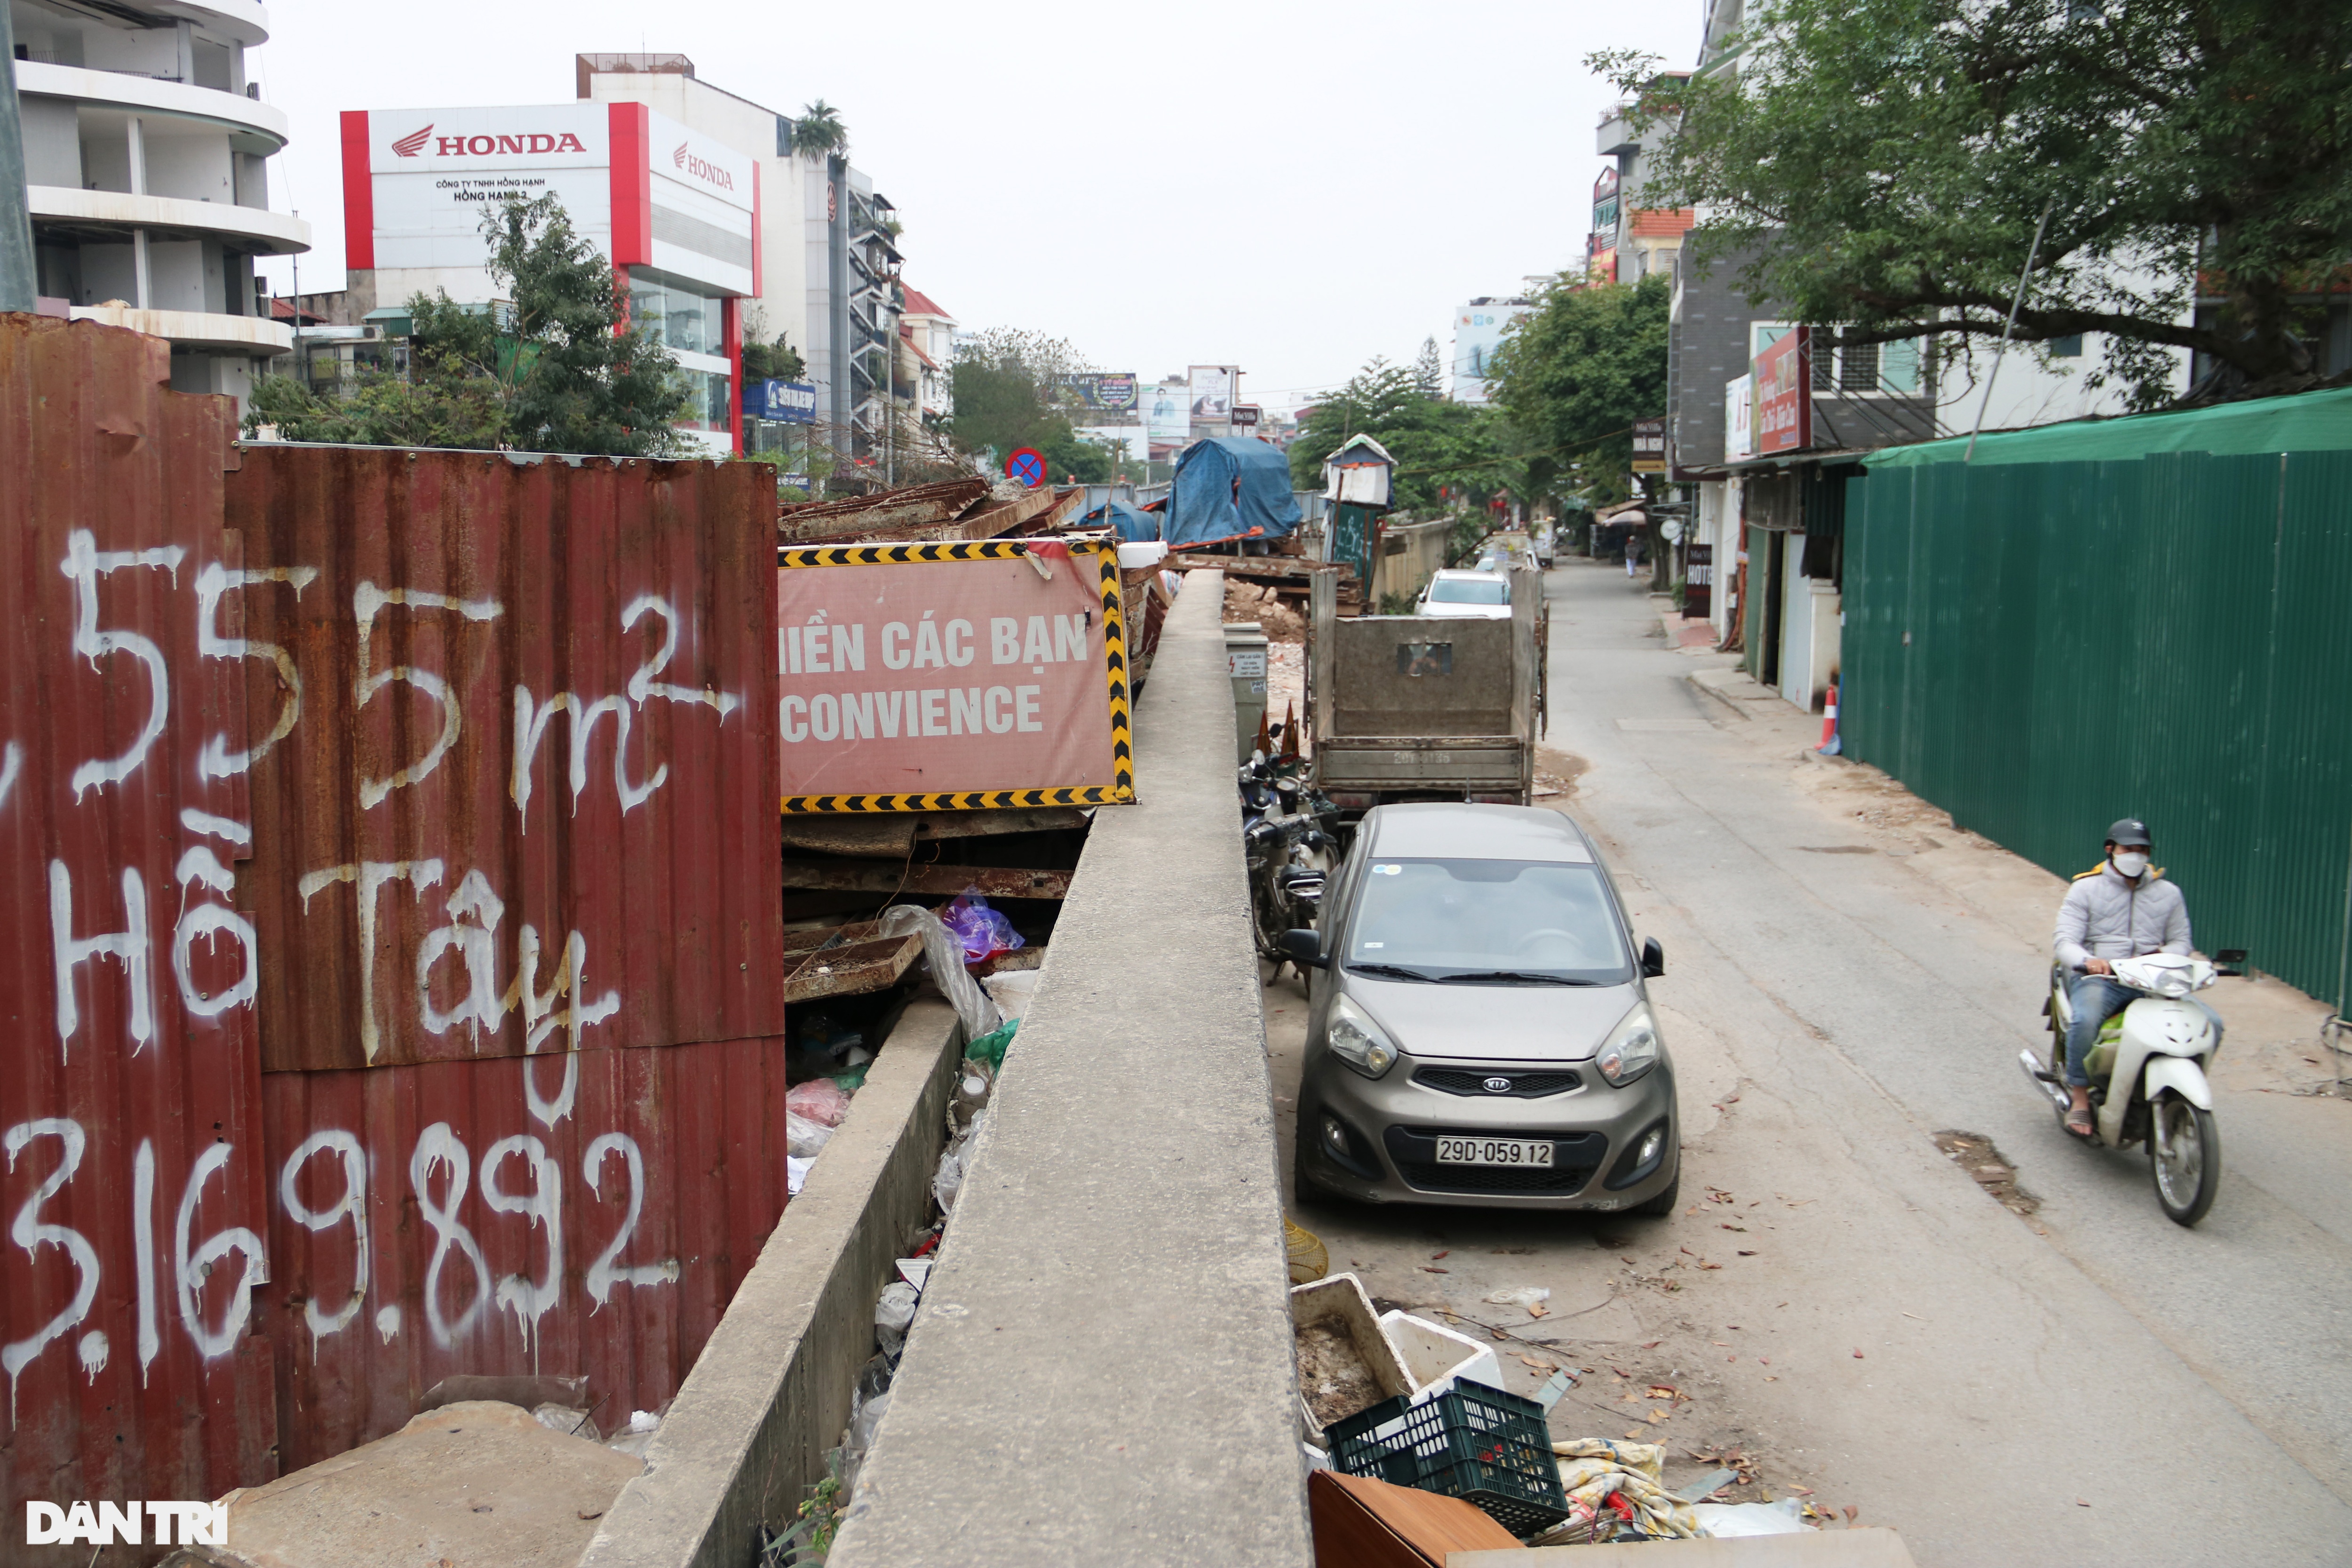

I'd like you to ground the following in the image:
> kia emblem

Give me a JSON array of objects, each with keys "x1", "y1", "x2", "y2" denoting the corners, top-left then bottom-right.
[{"x1": 1482, "y1": 1076, "x2": 1512, "y2": 1094}]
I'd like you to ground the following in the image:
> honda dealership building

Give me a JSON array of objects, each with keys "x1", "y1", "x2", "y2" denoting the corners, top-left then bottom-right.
[{"x1": 339, "y1": 101, "x2": 757, "y2": 454}]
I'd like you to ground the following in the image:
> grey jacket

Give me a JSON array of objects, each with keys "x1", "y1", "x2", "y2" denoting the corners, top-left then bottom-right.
[{"x1": 2054, "y1": 863, "x2": 2192, "y2": 972}]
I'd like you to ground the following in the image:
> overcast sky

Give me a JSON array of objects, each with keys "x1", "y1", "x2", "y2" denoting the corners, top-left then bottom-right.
[{"x1": 251, "y1": 0, "x2": 1699, "y2": 415}]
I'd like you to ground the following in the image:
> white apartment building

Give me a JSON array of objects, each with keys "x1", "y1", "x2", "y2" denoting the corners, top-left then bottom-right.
[{"x1": 12, "y1": 0, "x2": 308, "y2": 405}]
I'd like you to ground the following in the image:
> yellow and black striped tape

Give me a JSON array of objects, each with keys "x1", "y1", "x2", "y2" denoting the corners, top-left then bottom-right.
[
  {"x1": 780, "y1": 539, "x2": 1041, "y2": 568},
  {"x1": 782, "y1": 786, "x2": 1128, "y2": 813},
  {"x1": 777, "y1": 539, "x2": 1136, "y2": 814}
]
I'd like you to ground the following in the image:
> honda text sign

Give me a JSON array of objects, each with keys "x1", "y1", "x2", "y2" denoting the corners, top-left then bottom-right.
[
  {"x1": 1753, "y1": 327, "x2": 1811, "y2": 454},
  {"x1": 776, "y1": 541, "x2": 1134, "y2": 811}
]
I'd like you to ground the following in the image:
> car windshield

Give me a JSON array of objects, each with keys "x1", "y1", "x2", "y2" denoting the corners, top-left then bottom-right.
[
  {"x1": 1345, "y1": 858, "x2": 1631, "y2": 983},
  {"x1": 1428, "y1": 577, "x2": 1508, "y2": 605}
]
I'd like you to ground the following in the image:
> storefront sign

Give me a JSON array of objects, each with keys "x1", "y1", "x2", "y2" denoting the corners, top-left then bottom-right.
[
  {"x1": 752, "y1": 379, "x2": 818, "y2": 424},
  {"x1": 776, "y1": 541, "x2": 1134, "y2": 812},
  {"x1": 1754, "y1": 327, "x2": 1811, "y2": 454},
  {"x1": 1725, "y1": 374, "x2": 1755, "y2": 462},
  {"x1": 1632, "y1": 416, "x2": 1667, "y2": 473}
]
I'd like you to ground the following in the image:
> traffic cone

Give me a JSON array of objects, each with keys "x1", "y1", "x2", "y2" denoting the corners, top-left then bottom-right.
[
  {"x1": 1817, "y1": 683, "x2": 1841, "y2": 754},
  {"x1": 1280, "y1": 701, "x2": 1302, "y2": 762}
]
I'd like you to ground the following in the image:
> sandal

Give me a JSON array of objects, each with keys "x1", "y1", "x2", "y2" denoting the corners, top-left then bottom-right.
[{"x1": 2065, "y1": 1109, "x2": 2095, "y2": 1138}]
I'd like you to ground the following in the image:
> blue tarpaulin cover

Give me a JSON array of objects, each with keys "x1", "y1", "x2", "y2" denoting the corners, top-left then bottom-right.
[
  {"x1": 1167, "y1": 437, "x2": 1303, "y2": 548},
  {"x1": 1083, "y1": 498, "x2": 1161, "y2": 541}
]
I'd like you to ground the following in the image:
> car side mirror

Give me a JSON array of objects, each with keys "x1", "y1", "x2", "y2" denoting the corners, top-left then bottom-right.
[
  {"x1": 2214, "y1": 947, "x2": 2248, "y2": 978},
  {"x1": 1641, "y1": 937, "x2": 1666, "y2": 979},
  {"x1": 1279, "y1": 929, "x2": 1328, "y2": 970}
]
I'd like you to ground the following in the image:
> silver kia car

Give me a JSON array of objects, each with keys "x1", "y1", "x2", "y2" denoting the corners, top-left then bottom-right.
[{"x1": 1283, "y1": 803, "x2": 1679, "y2": 1212}]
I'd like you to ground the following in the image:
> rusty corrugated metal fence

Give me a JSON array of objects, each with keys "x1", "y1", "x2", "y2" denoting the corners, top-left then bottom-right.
[
  {"x1": 1843, "y1": 447, "x2": 2352, "y2": 1011},
  {"x1": 2, "y1": 315, "x2": 790, "y2": 1523}
]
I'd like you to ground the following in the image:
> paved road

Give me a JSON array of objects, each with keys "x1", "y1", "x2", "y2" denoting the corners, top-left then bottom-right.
[{"x1": 1273, "y1": 558, "x2": 2352, "y2": 1565}]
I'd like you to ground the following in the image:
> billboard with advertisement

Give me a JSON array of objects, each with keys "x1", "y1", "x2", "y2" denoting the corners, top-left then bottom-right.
[
  {"x1": 777, "y1": 540, "x2": 1134, "y2": 811},
  {"x1": 1754, "y1": 326, "x2": 1811, "y2": 454},
  {"x1": 344, "y1": 102, "x2": 757, "y2": 298},
  {"x1": 1145, "y1": 382, "x2": 1190, "y2": 445},
  {"x1": 1725, "y1": 374, "x2": 1755, "y2": 462},
  {"x1": 1059, "y1": 373, "x2": 1139, "y2": 411},
  {"x1": 1188, "y1": 365, "x2": 1236, "y2": 420},
  {"x1": 751, "y1": 379, "x2": 818, "y2": 424},
  {"x1": 1451, "y1": 301, "x2": 1532, "y2": 403},
  {"x1": 1593, "y1": 166, "x2": 1621, "y2": 239}
]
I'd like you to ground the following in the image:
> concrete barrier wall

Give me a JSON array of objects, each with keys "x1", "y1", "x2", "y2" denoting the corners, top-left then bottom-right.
[
  {"x1": 827, "y1": 572, "x2": 1311, "y2": 1567},
  {"x1": 579, "y1": 1000, "x2": 964, "y2": 1568}
]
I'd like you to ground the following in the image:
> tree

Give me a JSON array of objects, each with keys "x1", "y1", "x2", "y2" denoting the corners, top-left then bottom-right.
[
  {"x1": 792, "y1": 101, "x2": 847, "y2": 160},
  {"x1": 241, "y1": 348, "x2": 506, "y2": 448},
  {"x1": 1485, "y1": 275, "x2": 1669, "y2": 508},
  {"x1": 1414, "y1": 336, "x2": 1444, "y2": 397},
  {"x1": 741, "y1": 306, "x2": 805, "y2": 383},
  {"x1": 240, "y1": 194, "x2": 689, "y2": 455},
  {"x1": 945, "y1": 327, "x2": 1107, "y2": 477},
  {"x1": 1595, "y1": 0, "x2": 2352, "y2": 407},
  {"x1": 1285, "y1": 355, "x2": 1511, "y2": 514}
]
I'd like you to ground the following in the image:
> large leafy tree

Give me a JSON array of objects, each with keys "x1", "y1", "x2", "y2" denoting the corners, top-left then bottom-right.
[
  {"x1": 1286, "y1": 356, "x2": 1513, "y2": 514},
  {"x1": 1485, "y1": 275, "x2": 1669, "y2": 507},
  {"x1": 945, "y1": 328, "x2": 1115, "y2": 483},
  {"x1": 1597, "y1": 0, "x2": 2352, "y2": 407},
  {"x1": 244, "y1": 194, "x2": 689, "y2": 454}
]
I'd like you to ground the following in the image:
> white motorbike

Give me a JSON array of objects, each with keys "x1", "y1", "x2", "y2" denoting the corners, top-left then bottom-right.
[{"x1": 2022, "y1": 953, "x2": 2223, "y2": 1226}]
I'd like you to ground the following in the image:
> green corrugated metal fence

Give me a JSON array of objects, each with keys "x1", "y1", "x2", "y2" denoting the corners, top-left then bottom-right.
[{"x1": 1844, "y1": 448, "x2": 2352, "y2": 1012}]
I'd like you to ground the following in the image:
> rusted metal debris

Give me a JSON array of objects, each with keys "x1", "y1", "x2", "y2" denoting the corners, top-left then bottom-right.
[
  {"x1": 779, "y1": 919, "x2": 923, "y2": 1004},
  {"x1": 774, "y1": 478, "x2": 1084, "y2": 547},
  {"x1": 778, "y1": 478, "x2": 990, "y2": 542},
  {"x1": 779, "y1": 859, "x2": 1073, "y2": 900},
  {"x1": 778, "y1": 806, "x2": 1090, "y2": 858}
]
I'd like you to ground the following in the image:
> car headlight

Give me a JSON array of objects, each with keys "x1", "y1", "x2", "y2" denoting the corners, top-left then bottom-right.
[
  {"x1": 1596, "y1": 1003, "x2": 1661, "y2": 1087},
  {"x1": 1327, "y1": 995, "x2": 1399, "y2": 1079}
]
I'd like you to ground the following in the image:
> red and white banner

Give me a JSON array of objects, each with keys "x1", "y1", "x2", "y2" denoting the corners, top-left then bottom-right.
[{"x1": 776, "y1": 542, "x2": 1134, "y2": 809}]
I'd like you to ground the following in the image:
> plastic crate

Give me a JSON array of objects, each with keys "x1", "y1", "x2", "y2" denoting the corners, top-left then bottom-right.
[{"x1": 1325, "y1": 1378, "x2": 1569, "y2": 1538}]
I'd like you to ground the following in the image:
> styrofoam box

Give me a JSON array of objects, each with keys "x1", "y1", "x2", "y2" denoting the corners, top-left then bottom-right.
[
  {"x1": 1291, "y1": 1273, "x2": 1414, "y2": 1444},
  {"x1": 1379, "y1": 1309, "x2": 1504, "y2": 1403}
]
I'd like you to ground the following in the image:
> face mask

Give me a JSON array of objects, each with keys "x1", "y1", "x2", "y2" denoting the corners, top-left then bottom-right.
[{"x1": 2112, "y1": 851, "x2": 2149, "y2": 879}]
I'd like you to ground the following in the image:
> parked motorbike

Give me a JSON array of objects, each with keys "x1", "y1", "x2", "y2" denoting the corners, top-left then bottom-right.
[
  {"x1": 1239, "y1": 741, "x2": 1341, "y2": 966},
  {"x1": 2021, "y1": 953, "x2": 2225, "y2": 1226}
]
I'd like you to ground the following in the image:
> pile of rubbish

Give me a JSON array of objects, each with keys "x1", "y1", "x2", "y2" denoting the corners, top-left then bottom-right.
[
  {"x1": 762, "y1": 955, "x2": 1039, "y2": 1564},
  {"x1": 781, "y1": 899, "x2": 1034, "y2": 1199},
  {"x1": 1289, "y1": 1271, "x2": 1828, "y2": 1550}
]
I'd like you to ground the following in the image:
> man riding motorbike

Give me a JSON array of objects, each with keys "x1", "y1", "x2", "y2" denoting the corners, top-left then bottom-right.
[{"x1": 2051, "y1": 817, "x2": 2218, "y2": 1138}]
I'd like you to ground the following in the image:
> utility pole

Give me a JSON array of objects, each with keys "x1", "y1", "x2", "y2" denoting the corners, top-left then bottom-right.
[{"x1": 0, "y1": 3, "x2": 40, "y2": 312}]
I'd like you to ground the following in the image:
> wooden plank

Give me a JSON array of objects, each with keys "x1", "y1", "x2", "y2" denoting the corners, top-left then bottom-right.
[{"x1": 780, "y1": 860, "x2": 1074, "y2": 900}]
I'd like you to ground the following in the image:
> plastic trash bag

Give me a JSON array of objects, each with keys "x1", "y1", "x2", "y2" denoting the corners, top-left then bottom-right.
[
  {"x1": 933, "y1": 1109, "x2": 988, "y2": 1212},
  {"x1": 787, "y1": 1155, "x2": 814, "y2": 1197},
  {"x1": 879, "y1": 904, "x2": 1002, "y2": 1039},
  {"x1": 787, "y1": 1110, "x2": 836, "y2": 1159},
  {"x1": 941, "y1": 895, "x2": 1024, "y2": 964},
  {"x1": 1694, "y1": 1501, "x2": 1813, "y2": 1538},
  {"x1": 965, "y1": 1019, "x2": 1017, "y2": 1072},
  {"x1": 980, "y1": 969, "x2": 1041, "y2": 1022},
  {"x1": 874, "y1": 1281, "x2": 920, "y2": 1354},
  {"x1": 1484, "y1": 1285, "x2": 1551, "y2": 1310},
  {"x1": 787, "y1": 1079, "x2": 854, "y2": 1128}
]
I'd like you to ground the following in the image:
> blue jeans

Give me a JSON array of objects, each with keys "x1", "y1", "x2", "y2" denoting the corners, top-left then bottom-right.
[
  {"x1": 2064, "y1": 973, "x2": 2225, "y2": 1088},
  {"x1": 2065, "y1": 976, "x2": 2138, "y2": 1089}
]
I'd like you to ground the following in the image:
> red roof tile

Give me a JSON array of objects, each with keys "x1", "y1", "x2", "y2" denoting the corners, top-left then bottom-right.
[
  {"x1": 899, "y1": 286, "x2": 954, "y2": 321},
  {"x1": 1628, "y1": 208, "x2": 1696, "y2": 238}
]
